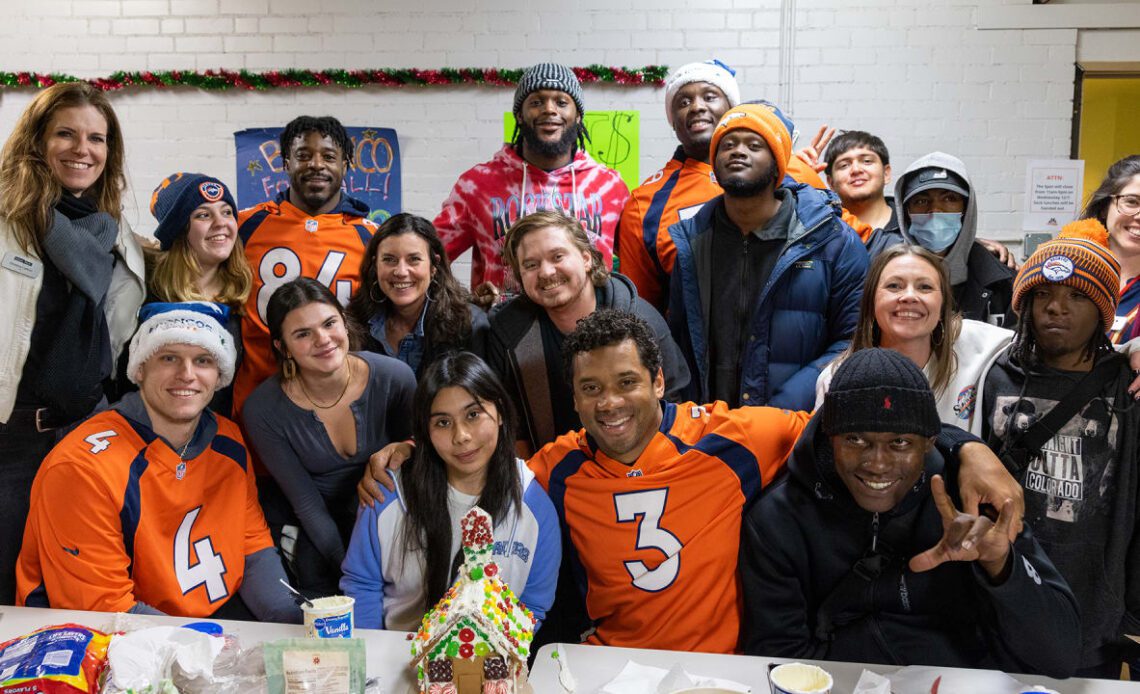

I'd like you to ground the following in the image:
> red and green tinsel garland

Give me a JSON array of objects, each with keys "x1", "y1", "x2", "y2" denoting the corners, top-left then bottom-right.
[{"x1": 0, "y1": 65, "x2": 668, "y2": 91}]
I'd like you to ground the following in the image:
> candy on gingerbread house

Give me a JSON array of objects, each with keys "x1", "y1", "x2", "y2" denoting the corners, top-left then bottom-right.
[{"x1": 410, "y1": 507, "x2": 536, "y2": 694}]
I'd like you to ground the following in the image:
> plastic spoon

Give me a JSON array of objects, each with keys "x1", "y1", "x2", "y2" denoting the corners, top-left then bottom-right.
[{"x1": 279, "y1": 578, "x2": 314, "y2": 608}]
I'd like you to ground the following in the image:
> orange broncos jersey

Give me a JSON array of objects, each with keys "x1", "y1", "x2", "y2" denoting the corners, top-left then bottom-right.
[
  {"x1": 618, "y1": 151, "x2": 873, "y2": 310},
  {"x1": 233, "y1": 196, "x2": 375, "y2": 414},
  {"x1": 528, "y1": 400, "x2": 811, "y2": 653},
  {"x1": 17, "y1": 411, "x2": 273, "y2": 617}
]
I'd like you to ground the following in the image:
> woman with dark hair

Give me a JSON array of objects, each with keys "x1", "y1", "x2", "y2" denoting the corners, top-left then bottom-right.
[
  {"x1": 347, "y1": 213, "x2": 488, "y2": 379},
  {"x1": 1081, "y1": 155, "x2": 1140, "y2": 343},
  {"x1": 0, "y1": 82, "x2": 146, "y2": 602},
  {"x1": 341, "y1": 351, "x2": 560, "y2": 630},
  {"x1": 243, "y1": 277, "x2": 416, "y2": 595},
  {"x1": 815, "y1": 244, "x2": 1012, "y2": 432}
]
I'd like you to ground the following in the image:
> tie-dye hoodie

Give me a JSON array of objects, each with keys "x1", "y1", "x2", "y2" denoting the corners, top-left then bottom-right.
[{"x1": 433, "y1": 144, "x2": 629, "y2": 291}]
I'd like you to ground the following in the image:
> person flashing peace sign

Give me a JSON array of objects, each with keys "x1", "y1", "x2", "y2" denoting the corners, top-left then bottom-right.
[{"x1": 740, "y1": 347, "x2": 1079, "y2": 678}]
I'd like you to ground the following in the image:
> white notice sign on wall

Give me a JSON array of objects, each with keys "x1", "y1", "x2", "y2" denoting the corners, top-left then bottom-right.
[{"x1": 1023, "y1": 159, "x2": 1084, "y2": 232}]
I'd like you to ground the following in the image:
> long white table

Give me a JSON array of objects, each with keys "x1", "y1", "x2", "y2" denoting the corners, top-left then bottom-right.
[
  {"x1": 0, "y1": 605, "x2": 418, "y2": 692},
  {"x1": 529, "y1": 642, "x2": 1140, "y2": 694},
  {"x1": 2, "y1": 607, "x2": 1138, "y2": 693}
]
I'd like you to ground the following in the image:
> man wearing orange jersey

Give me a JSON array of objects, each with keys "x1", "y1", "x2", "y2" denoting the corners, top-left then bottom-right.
[
  {"x1": 617, "y1": 60, "x2": 872, "y2": 312},
  {"x1": 362, "y1": 309, "x2": 1024, "y2": 652},
  {"x1": 17, "y1": 303, "x2": 299, "y2": 621},
  {"x1": 534, "y1": 310, "x2": 1026, "y2": 652},
  {"x1": 233, "y1": 115, "x2": 375, "y2": 415}
]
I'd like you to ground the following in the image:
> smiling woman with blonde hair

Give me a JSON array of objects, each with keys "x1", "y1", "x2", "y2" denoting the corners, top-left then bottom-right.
[
  {"x1": 816, "y1": 244, "x2": 1012, "y2": 431},
  {"x1": 0, "y1": 81, "x2": 145, "y2": 603},
  {"x1": 146, "y1": 172, "x2": 252, "y2": 309},
  {"x1": 119, "y1": 172, "x2": 254, "y2": 416}
]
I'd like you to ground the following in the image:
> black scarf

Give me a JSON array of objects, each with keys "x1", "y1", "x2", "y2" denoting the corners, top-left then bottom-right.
[
  {"x1": 26, "y1": 198, "x2": 114, "y2": 420},
  {"x1": 54, "y1": 193, "x2": 99, "y2": 221}
]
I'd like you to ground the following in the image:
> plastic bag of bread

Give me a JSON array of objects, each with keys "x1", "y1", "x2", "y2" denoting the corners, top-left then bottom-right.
[{"x1": 0, "y1": 623, "x2": 111, "y2": 694}]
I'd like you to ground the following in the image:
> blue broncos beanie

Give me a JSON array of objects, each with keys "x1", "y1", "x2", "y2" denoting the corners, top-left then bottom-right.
[{"x1": 150, "y1": 172, "x2": 237, "y2": 251}]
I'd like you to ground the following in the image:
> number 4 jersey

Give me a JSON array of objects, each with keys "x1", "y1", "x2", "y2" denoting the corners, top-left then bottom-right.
[
  {"x1": 232, "y1": 193, "x2": 375, "y2": 414},
  {"x1": 528, "y1": 400, "x2": 811, "y2": 653},
  {"x1": 16, "y1": 409, "x2": 274, "y2": 617}
]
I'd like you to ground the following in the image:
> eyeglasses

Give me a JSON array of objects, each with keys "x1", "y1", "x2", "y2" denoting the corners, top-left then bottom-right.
[{"x1": 1112, "y1": 195, "x2": 1140, "y2": 217}]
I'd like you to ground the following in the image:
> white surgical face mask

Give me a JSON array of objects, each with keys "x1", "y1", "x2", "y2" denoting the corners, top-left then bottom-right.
[{"x1": 908, "y1": 213, "x2": 962, "y2": 253}]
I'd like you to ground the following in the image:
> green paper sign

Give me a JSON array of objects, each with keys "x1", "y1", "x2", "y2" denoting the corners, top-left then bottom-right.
[{"x1": 503, "y1": 111, "x2": 640, "y2": 189}]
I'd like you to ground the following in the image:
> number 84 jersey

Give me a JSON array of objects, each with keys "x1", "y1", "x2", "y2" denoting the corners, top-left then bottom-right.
[
  {"x1": 232, "y1": 193, "x2": 375, "y2": 414},
  {"x1": 529, "y1": 400, "x2": 810, "y2": 654},
  {"x1": 16, "y1": 410, "x2": 274, "y2": 617}
]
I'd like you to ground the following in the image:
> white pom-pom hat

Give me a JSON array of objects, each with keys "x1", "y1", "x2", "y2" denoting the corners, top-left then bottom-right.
[
  {"x1": 664, "y1": 59, "x2": 741, "y2": 126},
  {"x1": 127, "y1": 302, "x2": 236, "y2": 387}
]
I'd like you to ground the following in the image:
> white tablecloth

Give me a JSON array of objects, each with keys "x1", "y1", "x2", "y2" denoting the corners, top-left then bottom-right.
[
  {"x1": 0, "y1": 605, "x2": 418, "y2": 692},
  {"x1": 2, "y1": 607, "x2": 1137, "y2": 694},
  {"x1": 528, "y1": 642, "x2": 1140, "y2": 694}
]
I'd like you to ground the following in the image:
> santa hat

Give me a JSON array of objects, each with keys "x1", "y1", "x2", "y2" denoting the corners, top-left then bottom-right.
[{"x1": 127, "y1": 302, "x2": 236, "y2": 387}]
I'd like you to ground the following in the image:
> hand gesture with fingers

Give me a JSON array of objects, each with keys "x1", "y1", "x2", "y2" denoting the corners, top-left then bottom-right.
[
  {"x1": 794, "y1": 125, "x2": 836, "y2": 174},
  {"x1": 956, "y1": 441, "x2": 1024, "y2": 540},
  {"x1": 909, "y1": 474, "x2": 1015, "y2": 581}
]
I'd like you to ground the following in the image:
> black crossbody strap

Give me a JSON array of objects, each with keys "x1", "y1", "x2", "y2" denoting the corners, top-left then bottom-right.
[{"x1": 1006, "y1": 356, "x2": 1121, "y2": 458}]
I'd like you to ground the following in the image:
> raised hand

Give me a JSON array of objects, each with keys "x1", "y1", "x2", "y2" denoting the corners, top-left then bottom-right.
[
  {"x1": 909, "y1": 475, "x2": 1014, "y2": 581},
  {"x1": 956, "y1": 441, "x2": 1023, "y2": 539},
  {"x1": 794, "y1": 125, "x2": 836, "y2": 174}
]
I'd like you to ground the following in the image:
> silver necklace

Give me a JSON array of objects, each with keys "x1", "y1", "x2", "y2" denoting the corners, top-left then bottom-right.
[{"x1": 175, "y1": 439, "x2": 191, "y2": 481}]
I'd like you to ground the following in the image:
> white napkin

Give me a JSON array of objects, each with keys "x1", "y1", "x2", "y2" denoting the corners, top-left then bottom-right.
[
  {"x1": 852, "y1": 669, "x2": 890, "y2": 694},
  {"x1": 596, "y1": 660, "x2": 750, "y2": 694},
  {"x1": 104, "y1": 626, "x2": 224, "y2": 692},
  {"x1": 883, "y1": 666, "x2": 1029, "y2": 694}
]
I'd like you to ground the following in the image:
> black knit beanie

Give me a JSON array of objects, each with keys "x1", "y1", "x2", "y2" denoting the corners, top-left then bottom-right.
[{"x1": 822, "y1": 348, "x2": 940, "y2": 437}]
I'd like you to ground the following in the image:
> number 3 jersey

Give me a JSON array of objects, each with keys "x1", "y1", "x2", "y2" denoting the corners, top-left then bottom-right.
[
  {"x1": 232, "y1": 193, "x2": 375, "y2": 414},
  {"x1": 16, "y1": 409, "x2": 274, "y2": 617},
  {"x1": 528, "y1": 400, "x2": 811, "y2": 653}
]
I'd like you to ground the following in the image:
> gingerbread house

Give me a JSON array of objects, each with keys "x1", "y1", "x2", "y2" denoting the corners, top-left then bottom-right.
[{"x1": 410, "y1": 507, "x2": 536, "y2": 694}]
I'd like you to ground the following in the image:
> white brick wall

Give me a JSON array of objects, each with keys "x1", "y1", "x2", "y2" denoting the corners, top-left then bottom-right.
[{"x1": 0, "y1": 0, "x2": 1133, "y2": 279}]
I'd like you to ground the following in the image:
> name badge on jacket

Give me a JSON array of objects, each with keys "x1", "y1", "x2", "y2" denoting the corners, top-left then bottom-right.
[{"x1": 2, "y1": 252, "x2": 42, "y2": 279}]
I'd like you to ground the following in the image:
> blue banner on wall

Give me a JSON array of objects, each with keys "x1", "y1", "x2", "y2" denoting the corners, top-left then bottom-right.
[{"x1": 233, "y1": 126, "x2": 401, "y2": 223}]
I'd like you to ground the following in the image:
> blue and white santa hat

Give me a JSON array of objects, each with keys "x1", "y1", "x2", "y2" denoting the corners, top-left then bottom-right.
[{"x1": 127, "y1": 302, "x2": 236, "y2": 387}]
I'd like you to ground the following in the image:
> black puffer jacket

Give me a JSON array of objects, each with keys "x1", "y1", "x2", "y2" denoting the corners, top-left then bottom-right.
[{"x1": 740, "y1": 415, "x2": 1080, "y2": 678}]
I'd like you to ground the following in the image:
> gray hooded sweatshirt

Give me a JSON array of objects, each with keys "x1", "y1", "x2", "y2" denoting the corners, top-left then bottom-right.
[{"x1": 886, "y1": 152, "x2": 1015, "y2": 326}]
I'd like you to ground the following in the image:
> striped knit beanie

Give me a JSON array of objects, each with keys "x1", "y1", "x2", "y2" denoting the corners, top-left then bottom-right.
[
  {"x1": 708, "y1": 103, "x2": 794, "y2": 182},
  {"x1": 1013, "y1": 218, "x2": 1120, "y2": 331},
  {"x1": 513, "y1": 63, "x2": 584, "y2": 116}
]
